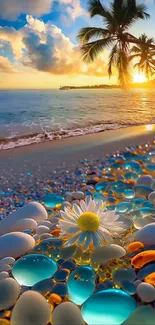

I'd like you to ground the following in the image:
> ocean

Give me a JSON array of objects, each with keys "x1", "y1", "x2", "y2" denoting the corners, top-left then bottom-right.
[{"x1": 0, "y1": 88, "x2": 155, "y2": 150}]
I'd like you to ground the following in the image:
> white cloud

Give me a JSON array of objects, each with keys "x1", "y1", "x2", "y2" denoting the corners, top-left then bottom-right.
[
  {"x1": 0, "y1": 15, "x2": 108, "y2": 77},
  {"x1": 0, "y1": 0, "x2": 53, "y2": 19},
  {"x1": 0, "y1": 56, "x2": 15, "y2": 73},
  {"x1": 60, "y1": 0, "x2": 86, "y2": 20}
]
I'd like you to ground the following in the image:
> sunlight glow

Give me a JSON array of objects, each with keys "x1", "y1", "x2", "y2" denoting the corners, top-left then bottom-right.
[
  {"x1": 146, "y1": 125, "x2": 153, "y2": 131},
  {"x1": 133, "y1": 73, "x2": 147, "y2": 83}
]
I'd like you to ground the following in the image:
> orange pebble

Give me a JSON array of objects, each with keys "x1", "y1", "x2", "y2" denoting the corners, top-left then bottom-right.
[
  {"x1": 131, "y1": 250, "x2": 155, "y2": 268},
  {"x1": 127, "y1": 241, "x2": 144, "y2": 253},
  {"x1": 49, "y1": 293, "x2": 62, "y2": 304},
  {"x1": 51, "y1": 228, "x2": 60, "y2": 237},
  {"x1": 145, "y1": 272, "x2": 155, "y2": 286}
]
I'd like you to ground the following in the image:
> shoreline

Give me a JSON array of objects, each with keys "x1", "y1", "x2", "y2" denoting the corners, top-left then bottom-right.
[{"x1": 1, "y1": 125, "x2": 155, "y2": 186}]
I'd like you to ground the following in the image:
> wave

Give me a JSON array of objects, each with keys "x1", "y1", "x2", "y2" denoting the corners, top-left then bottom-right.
[{"x1": 0, "y1": 121, "x2": 148, "y2": 150}]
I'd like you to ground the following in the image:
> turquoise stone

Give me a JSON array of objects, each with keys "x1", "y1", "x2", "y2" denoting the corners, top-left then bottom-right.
[
  {"x1": 81, "y1": 289, "x2": 137, "y2": 325},
  {"x1": 12, "y1": 254, "x2": 57, "y2": 286},
  {"x1": 34, "y1": 238, "x2": 62, "y2": 260},
  {"x1": 123, "y1": 189, "x2": 135, "y2": 199},
  {"x1": 93, "y1": 192, "x2": 106, "y2": 203},
  {"x1": 116, "y1": 202, "x2": 132, "y2": 213},
  {"x1": 134, "y1": 185, "x2": 153, "y2": 197},
  {"x1": 95, "y1": 182, "x2": 109, "y2": 191},
  {"x1": 137, "y1": 264, "x2": 155, "y2": 281},
  {"x1": 67, "y1": 266, "x2": 96, "y2": 305},
  {"x1": 42, "y1": 192, "x2": 64, "y2": 208}
]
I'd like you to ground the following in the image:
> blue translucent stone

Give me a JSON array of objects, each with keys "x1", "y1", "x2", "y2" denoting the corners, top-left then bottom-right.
[
  {"x1": 93, "y1": 192, "x2": 106, "y2": 203},
  {"x1": 123, "y1": 189, "x2": 135, "y2": 199},
  {"x1": 116, "y1": 202, "x2": 132, "y2": 213},
  {"x1": 67, "y1": 266, "x2": 96, "y2": 305},
  {"x1": 81, "y1": 289, "x2": 136, "y2": 325},
  {"x1": 34, "y1": 238, "x2": 62, "y2": 260},
  {"x1": 61, "y1": 260, "x2": 76, "y2": 270},
  {"x1": 95, "y1": 182, "x2": 109, "y2": 192},
  {"x1": 42, "y1": 192, "x2": 64, "y2": 208},
  {"x1": 137, "y1": 264, "x2": 155, "y2": 280},
  {"x1": 51, "y1": 283, "x2": 68, "y2": 297},
  {"x1": 133, "y1": 198, "x2": 145, "y2": 207},
  {"x1": 32, "y1": 278, "x2": 55, "y2": 294},
  {"x1": 54, "y1": 269, "x2": 70, "y2": 281},
  {"x1": 131, "y1": 207, "x2": 155, "y2": 218},
  {"x1": 121, "y1": 280, "x2": 136, "y2": 295},
  {"x1": 12, "y1": 254, "x2": 57, "y2": 286},
  {"x1": 125, "y1": 172, "x2": 138, "y2": 181}
]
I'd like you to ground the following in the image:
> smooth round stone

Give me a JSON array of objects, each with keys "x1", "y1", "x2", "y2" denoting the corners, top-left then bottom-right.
[
  {"x1": 122, "y1": 306, "x2": 155, "y2": 325},
  {"x1": 33, "y1": 234, "x2": 40, "y2": 242},
  {"x1": 134, "y1": 185, "x2": 153, "y2": 197},
  {"x1": 71, "y1": 192, "x2": 85, "y2": 200},
  {"x1": 116, "y1": 202, "x2": 132, "y2": 213},
  {"x1": 131, "y1": 208, "x2": 155, "y2": 219},
  {"x1": 38, "y1": 221, "x2": 52, "y2": 228},
  {"x1": 68, "y1": 266, "x2": 96, "y2": 305},
  {"x1": 134, "y1": 217, "x2": 155, "y2": 229},
  {"x1": 0, "y1": 232, "x2": 35, "y2": 259},
  {"x1": 137, "y1": 283, "x2": 155, "y2": 302},
  {"x1": 148, "y1": 191, "x2": 155, "y2": 202},
  {"x1": 54, "y1": 269, "x2": 70, "y2": 281},
  {"x1": 91, "y1": 245, "x2": 126, "y2": 263},
  {"x1": 61, "y1": 260, "x2": 76, "y2": 270},
  {"x1": 0, "y1": 264, "x2": 11, "y2": 272},
  {"x1": 59, "y1": 245, "x2": 76, "y2": 260},
  {"x1": 93, "y1": 192, "x2": 106, "y2": 203},
  {"x1": 0, "y1": 202, "x2": 47, "y2": 235},
  {"x1": 113, "y1": 268, "x2": 136, "y2": 286},
  {"x1": 42, "y1": 193, "x2": 64, "y2": 208},
  {"x1": 34, "y1": 238, "x2": 62, "y2": 260},
  {"x1": 135, "y1": 223, "x2": 155, "y2": 246},
  {"x1": 40, "y1": 233, "x2": 53, "y2": 240},
  {"x1": 137, "y1": 175, "x2": 154, "y2": 188},
  {"x1": 123, "y1": 189, "x2": 135, "y2": 199},
  {"x1": 15, "y1": 219, "x2": 37, "y2": 232},
  {"x1": 137, "y1": 263, "x2": 155, "y2": 280},
  {"x1": 121, "y1": 280, "x2": 136, "y2": 295},
  {"x1": 11, "y1": 290, "x2": 51, "y2": 325},
  {"x1": 52, "y1": 302, "x2": 85, "y2": 325},
  {"x1": 0, "y1": 272, "x2": 9, "y2": 280},
  {"x1": 81, "y1": 289, "x2": 136, "y2": 325},
  {"x1": 95, "y1": 182, "x2": 109, "y2": 192},
  {"x1": 12, "y1": 254, "x2": 57, "y2": 286},
  {"x1": 36, "y1": 226, "x2": 50, "y2": 235},
  {"x1": 0, "y1": 257, "x2": 15, "y2": 265},
  {"x1": 51, "y1": 283, "x2": 68, "y2": 297},
  {"x1": 32, "y1": 278, "x2": 55, "y2": 295},
  {"x1": 0, "y1": 278, "x2": 20, "y2": 311}
]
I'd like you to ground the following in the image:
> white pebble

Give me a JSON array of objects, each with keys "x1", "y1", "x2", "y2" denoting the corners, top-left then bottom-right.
[
  {"x1": 137, "y1": 283, "x2": 155, "y2": 302},
  {"x1": 36, "y1": 226, "x2": 50, "y2": 235},
  {"x1": 0, "y1": 257, "x2": 15, "y2": 265},
  {"x1": 0, "y1": 232, "x2": 35, "y2": 259},
  {"x1": 0, "y1": 272, "x2": 9, "y2": 280}
]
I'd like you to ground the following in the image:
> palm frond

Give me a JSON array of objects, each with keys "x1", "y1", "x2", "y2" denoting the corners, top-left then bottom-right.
[
  {"x1": 136, "y1": 3, "x2": 150, "y2": 20},
  {"x1": 77, "y1": 27, "x2": 109, "y2": 44},
  {"x1": 88, "y1": 0, "x2": 114, "y2": 25},
  {"x1": 81, "y1": 37, "x2": 114, "y2": 62},
  {"x1": 108, "y1": 43, "x2": 118, "y2": 77}
]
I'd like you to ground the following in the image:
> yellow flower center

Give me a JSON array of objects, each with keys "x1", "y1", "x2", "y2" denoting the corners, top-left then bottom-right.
[{"x1": 77, "y1": 212, "x2": 100, "y2": 232}]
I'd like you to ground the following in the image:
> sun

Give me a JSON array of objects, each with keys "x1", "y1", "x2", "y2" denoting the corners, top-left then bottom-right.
[{"x1": 133, "y1": 73, "x2": 147, "y2": 83}]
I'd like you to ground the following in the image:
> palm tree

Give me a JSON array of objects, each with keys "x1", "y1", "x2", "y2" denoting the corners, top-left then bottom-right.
[
  {"x1": 77, "y1": 0, "x2": 150, "y2": 89},
  {"x1": 130, "y1": 34, "x2": 155, "y2": 79}
]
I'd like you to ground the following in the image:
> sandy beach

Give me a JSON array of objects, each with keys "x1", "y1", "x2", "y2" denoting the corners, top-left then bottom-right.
[{"x1": 1, "y1": 125, "x2": 155, "y2": 186}]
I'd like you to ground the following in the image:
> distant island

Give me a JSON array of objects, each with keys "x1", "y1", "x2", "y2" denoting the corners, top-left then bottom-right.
[{"x1": 60, "y1": 80, "x2": 155, "y2": 90}]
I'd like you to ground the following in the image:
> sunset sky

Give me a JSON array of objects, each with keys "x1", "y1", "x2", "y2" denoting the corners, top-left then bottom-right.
[{"x1": 0, "y1": 0, "x2": 155, "y2": 89}]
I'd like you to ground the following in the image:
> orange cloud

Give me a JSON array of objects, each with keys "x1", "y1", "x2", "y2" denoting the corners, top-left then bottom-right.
[{"x1": 0, "y1": 56, "x2": 16, "y2": 73}]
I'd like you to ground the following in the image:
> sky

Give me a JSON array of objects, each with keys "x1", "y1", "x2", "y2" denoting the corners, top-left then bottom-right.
[{"x1": 0, "y1": 0, "x2": 155, "y2": 89}]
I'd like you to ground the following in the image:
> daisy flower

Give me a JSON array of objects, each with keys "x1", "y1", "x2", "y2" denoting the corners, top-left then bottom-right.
[{"x1": 59, "y1": 196, "x2": 128, "y2": 250}]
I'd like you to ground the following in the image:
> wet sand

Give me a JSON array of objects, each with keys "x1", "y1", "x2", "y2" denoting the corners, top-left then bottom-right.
[{"x1": 1, "y1": 125, "x2": 155, "y2": 186}]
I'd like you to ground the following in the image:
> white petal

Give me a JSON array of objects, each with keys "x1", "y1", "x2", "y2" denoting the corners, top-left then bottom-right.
[
  {"x1": 87, "y1": 199, "x2": 96, "y2": 212},
  {"x1": 64, "y1": 207, "x2": 78, "y2": 220},
  {"x1": 73, "y1": 203, "x2": 83, "y2": 217},
  {"x1": 100, "y1": 226, "x2": 113, "y2": 242},
  {"x1": 60, "y1": 210, "x2": 75, "y2": 223},
  {"x1": 59, "y1": 219, "x2": 76, "y2": 232},
  {"x1": 83, "y1": 232, "x2": 92, "y2": 250},
  {"x1": 86, "y1": 195, "x2": 92, "y2": 206},
  {"x1": 95, "y1": 200, "x2": 104, "y2": 215},
  {"x1": 78, "y1": 232, "x2": 87, "y2": 246},
  {"x1": 80, "y1": 200, "x2": 87, "y2": 212},
  {"x1": 65, "y1": 226, "x2": 80, "y2": 234},
  {"x1": 100, "y1": 211, "x2": 119, "y2": 222},
  {"x1": 65, "y1": 233, "x2": 81, "y2": 245},
  {"x1": 92, "y1": 232, "x2": 100, "y2": 248}
]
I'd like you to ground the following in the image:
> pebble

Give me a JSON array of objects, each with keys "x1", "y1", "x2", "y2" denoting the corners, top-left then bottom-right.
[
  {"x1": 122, "y1": 306, "x2": 155, "y2": 325},
  {"x1": 135, "y1": 223, "x2": 155, "y2": 246},
  {"x1": 134, "y1": 217, "x2": 155, "y2": 229},
  {"x1": 11, "y1": 290, "x2": 51, "y2": 325},
  {"x1": 0, "y1": 232, "x2": 35, "y2": 259},
  {"x1": 0, "y1": 202, "x2": 47, "y2": 235},
  {"x1": 0, "y1": 265, "x2": 11, "y2": 272},
  {"x1": 0, "y1": 278, "x2": 20, "y2": 311},
  {"x1": 91, "y1": 244, "x2": 126, "y2": 262},
  {"x1": 52, "y1": 302, "x2": 85, "y2": 325},
  {"x1": 137, "y1": 175, "x2": 154, "y2": 188},
  {"x1": 0, "y1": 257, "x2": 15, "y2": 265},
  {"x1": 15, "y1": 218, "x2": 38, "y2": 232},
  {"x1": 71, "y1": 192, "x2": 85, "y2": 200},
  {"x1": 36, "y1": 226, "x2": 50, "y2": 234},
  {"x1": 137, "y1": 283, "x2": 155, "y2": 302},
  {"x1": 0, "y1": 272, "x2": 9, "y2": 280}
]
